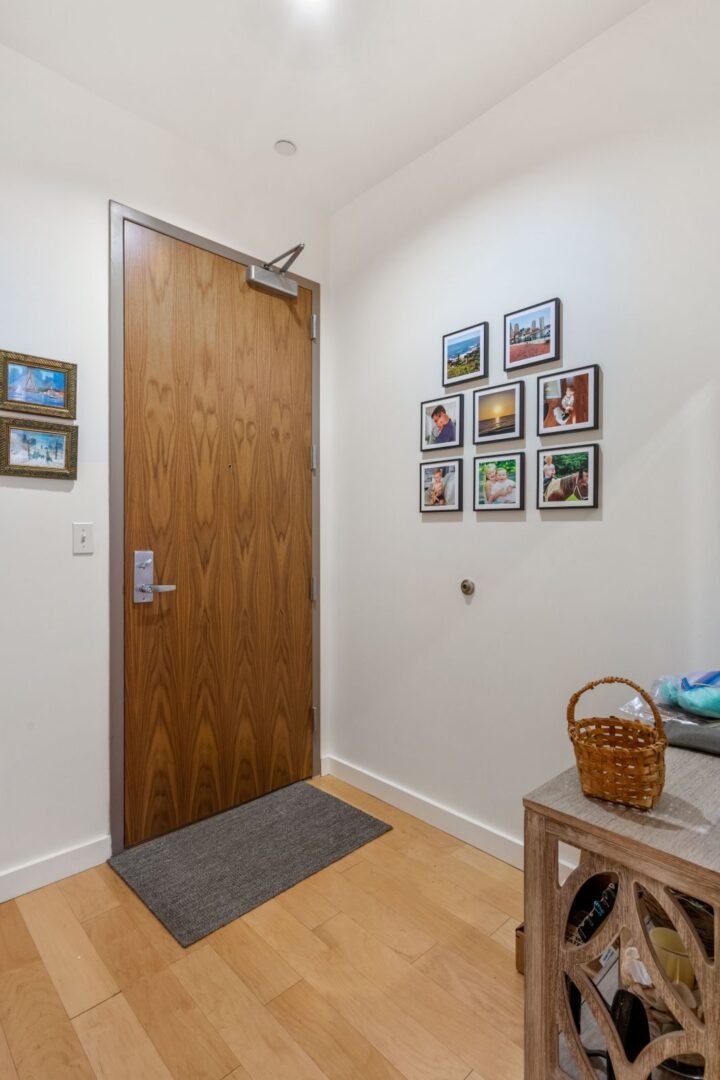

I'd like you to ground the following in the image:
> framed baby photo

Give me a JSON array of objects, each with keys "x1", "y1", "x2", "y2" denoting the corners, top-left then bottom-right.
[
  {"x1": 0, "y1": 417, "x2": 78, "y2": 480},
  {"x1": 0, "y1": 349, "x2": 77, "y2": 420},
  {"x1": 419, "y1": 458, "x2": 463, "y2": 513},
  {"x1": 537, "y1": 364, "x2": 599, "y2": 436},
  {"x1": 504, "y1": 297, "x2": 561, "y2": 372},
  {"x1": 442, "y1": 322, "x2": 488, "y2": 386},
  {"x1": 420, "y1": 393, "x2": 464, "y2": 451},
  {"x1": 473, "y1": 381, "x2": 524, "y2": 444},
  {"x1": 537, "y1": 444, "x2": 599, "y2": 509},
  {"x1": 474, "y1": 453, "x2": 525, "y2": 511}
]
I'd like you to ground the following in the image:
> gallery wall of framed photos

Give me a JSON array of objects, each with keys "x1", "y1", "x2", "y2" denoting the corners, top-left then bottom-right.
[
  {"x1": 0, "y1": 350, "x2": 79, "y2": 480},
  {"x1": 419, "y1": 298, "x2": 602, "y2": 515}
]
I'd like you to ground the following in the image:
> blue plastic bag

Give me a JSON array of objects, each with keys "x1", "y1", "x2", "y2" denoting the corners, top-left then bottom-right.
[{"x1": 654, "y1": 671, "x2": 720, "y2": 720}]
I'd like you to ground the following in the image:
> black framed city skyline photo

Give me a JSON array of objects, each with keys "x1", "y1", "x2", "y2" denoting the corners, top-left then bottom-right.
[
  {"x1": 442, "y1": 322, "x2": 488, "y2": 386},
  {"x1": 473, "y1": 382, "x2": 524, "y2": 444},
  {"x1": 504, "y1": 298, "x2": 561, "y2": 372}
]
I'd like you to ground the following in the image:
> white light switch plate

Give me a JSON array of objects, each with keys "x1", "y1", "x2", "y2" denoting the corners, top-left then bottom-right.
[{"x1": 72, "y1": 522, "x2": 94, "y2": 555}]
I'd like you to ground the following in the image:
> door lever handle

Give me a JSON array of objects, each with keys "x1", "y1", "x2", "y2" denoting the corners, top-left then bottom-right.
[{"x1": 134, "y1": 550, "x2": 176, "y2": 603}]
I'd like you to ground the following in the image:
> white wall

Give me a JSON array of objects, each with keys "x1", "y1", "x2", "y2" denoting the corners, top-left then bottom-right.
[
  {"x1": 0, "y1": 44, "x2": 327, "y2": 901},
  {"x1": 323, "y1": 0, "x2": 720, "y2": 865},
  {"x1": 3, "y1": 0, "x2": 720, "y2": 900}
]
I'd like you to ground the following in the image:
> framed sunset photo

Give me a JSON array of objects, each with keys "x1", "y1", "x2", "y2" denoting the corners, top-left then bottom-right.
[
  {"x1": 0, "y1": 350, "x2": 77, "y2": 419},
  {"x1": 537, "y1": 364, "x2": 599, "y2": 436},
  {"x1": 473, "y1": 382, "x2": 524, "y2": 444},
  {"x1": 442, "y1": 322, "x2": 488, "y2": 386},
  {"x1": 504, "y1": 298, "x2": 560, "y2": 372}
]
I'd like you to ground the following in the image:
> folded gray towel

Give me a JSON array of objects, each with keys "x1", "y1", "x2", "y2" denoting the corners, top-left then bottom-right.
[
  {"x1": 621, "y1": 697, "x2": 720, "y2": 757},
  {"x1": 660, "y1": 702, "x2": 720, "y2": 756}
]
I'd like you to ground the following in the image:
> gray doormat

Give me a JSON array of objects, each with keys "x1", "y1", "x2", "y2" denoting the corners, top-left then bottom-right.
[{"x1": 109, "y1": 781, "x2": 391, "y2": 946}]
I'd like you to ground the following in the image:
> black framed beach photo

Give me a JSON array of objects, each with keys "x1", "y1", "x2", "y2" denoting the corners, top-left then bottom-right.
[
  {"x1": 537, "y1": 364, "x2": 599, "y2": 436},
  {"x1": 537, "y1": 444, "x2": 598, "y2": 509},
  {"x1": 420, "y1": 393, "x2": 464, "y2": 451},
  {"x1": 474, "y1": 453, "x2": 525, "y2": 511},
  {"x1": 442, "y1": 322, "x2": 488, "y2": 386},
  {"x1": 0, "y1": 350, "x2": 77, "y2": 419},
  {"x1": 504, "y1": 298, "x2": 560, "y2": 371},
  {"x1": 419, "y1": 459, "x2": 463, "y2": 512},
  {"x1": 0, "y1": 417, "x2": 78, "y2": 480},
  {"x1": 473, "y1": 382, "x2": 524, "y2": 444}
]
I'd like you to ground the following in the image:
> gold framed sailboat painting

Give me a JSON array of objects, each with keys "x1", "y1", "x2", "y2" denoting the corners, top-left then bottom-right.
[{"x1": 0, "y1": 350, "x2": 77, "y2": 419}]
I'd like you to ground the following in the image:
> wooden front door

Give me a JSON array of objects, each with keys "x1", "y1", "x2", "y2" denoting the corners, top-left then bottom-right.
[{"x1": 123, "y1": 222, "x2": 314, "y2": 846}]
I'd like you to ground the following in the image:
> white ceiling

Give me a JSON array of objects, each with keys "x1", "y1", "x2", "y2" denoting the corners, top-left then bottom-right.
[{"x1": 0, "y1": 0, "x2": 648, "y2": 214}]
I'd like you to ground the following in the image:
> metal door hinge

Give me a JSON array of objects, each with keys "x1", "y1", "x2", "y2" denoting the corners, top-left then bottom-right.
[
  {"x1": 311, "y1": 706, "x2": 319, "y2": 732},
  {"x1": 310, "y1": 576, "x2": 318, "y2": 604},
  {"x1": 310, "y1": 312, "x2": 318, "y2": 341},
  {"x1": 310, "y1": 444, "x2": 318, "y2": 473}
]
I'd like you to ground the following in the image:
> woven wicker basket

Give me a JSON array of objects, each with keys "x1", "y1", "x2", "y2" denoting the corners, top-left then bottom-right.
[{"x1": 567, "y1": 676, "x2": 667, "y2": 811}]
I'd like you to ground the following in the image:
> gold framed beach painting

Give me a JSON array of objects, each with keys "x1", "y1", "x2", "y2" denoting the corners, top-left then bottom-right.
[
  {"x1": 0, "y1": 350, "x2": 77, "y2": 419},
  {"x1": 0, "y1": 417, "x2": 78, "y2": 480}
]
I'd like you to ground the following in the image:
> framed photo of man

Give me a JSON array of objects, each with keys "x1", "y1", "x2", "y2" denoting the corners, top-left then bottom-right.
[{"x1": 420, "y1": 393, "x2": 464, "y2": 451}]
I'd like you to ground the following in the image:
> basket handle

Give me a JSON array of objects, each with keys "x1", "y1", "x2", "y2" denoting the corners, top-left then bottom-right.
[{"x1": 567, "y1": 676, "x2": 665, "y2": 739}]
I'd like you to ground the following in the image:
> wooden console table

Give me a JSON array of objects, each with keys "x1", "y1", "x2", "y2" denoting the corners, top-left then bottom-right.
[{"x1": 524, "y1": 748, "x2": 720, "y2": 1079}]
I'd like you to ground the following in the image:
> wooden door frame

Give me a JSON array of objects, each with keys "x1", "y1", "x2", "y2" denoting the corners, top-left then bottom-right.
[{"x1": 108, "y1": 201, "x2": 321, "y2": 855}]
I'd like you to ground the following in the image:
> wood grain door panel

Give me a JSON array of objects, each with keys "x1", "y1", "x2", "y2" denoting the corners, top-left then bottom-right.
[{"x1": 124, "y1": 223, "x2": 313, "y2": 846}]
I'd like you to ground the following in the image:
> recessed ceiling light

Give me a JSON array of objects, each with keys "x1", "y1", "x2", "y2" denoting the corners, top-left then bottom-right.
[{"x1": 274, "y1": 140, "x2": 297, "y2": 156}]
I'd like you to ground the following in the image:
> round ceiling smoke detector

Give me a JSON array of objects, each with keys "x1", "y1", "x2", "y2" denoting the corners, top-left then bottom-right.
[{"x1": 274, "y1": 140, "x2": 297, "y2": 156}]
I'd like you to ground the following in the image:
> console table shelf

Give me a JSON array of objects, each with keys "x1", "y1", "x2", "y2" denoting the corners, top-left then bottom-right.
[{"x1": 523, "y1": 748, "x2": 720, "y2": 1079}]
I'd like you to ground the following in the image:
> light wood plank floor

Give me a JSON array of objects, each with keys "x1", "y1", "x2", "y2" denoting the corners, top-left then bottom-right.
[{"x1": 0, "y1": 777, "x2": 525, "y2": 1080}]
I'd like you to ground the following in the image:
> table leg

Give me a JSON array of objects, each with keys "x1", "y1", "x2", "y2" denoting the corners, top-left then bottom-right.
[{"x1": 524, "y1": 807, "x2": 559, "y2": 1078}]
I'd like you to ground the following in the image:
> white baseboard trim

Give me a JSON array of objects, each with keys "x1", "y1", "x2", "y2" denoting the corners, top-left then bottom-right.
[
  {"x1": 0, "y1": 834, "x2": 112, "y2": 903},
  {"x1": 321, "y1": 755, "x2": 525, "y2": 870}
]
